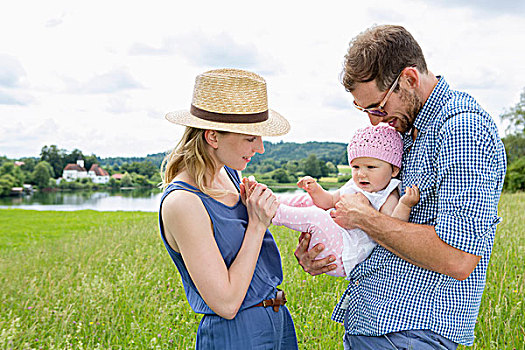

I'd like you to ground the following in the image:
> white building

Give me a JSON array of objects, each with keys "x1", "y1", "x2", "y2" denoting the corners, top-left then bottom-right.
[
  {"x1": 62, "y1": 160, "x2": 88, "y2": 181},
  {"x1": 88, "y1": 164, "x2": 110, "y2": 184},
  {"x1": 62, "y1": 160, "x2": 110, "y2": 184}
]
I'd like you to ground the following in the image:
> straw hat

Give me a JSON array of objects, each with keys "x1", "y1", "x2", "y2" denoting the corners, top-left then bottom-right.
[{"x1": 166, "y1": 68, "x2": 290, "y2": 136}]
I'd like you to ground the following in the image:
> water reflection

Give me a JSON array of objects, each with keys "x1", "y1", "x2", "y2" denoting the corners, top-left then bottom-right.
[
  {"x1": 0, "y1": 189, "x2": 164, "y2": 212},
  {"x1": 0, "y1": 187, "x2": 306, "y2": 212}
]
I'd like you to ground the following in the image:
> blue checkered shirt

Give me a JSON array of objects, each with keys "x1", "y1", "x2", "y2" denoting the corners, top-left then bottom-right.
[{"x1": 331, "y1": 77, "x2": 507, "y2": 346}]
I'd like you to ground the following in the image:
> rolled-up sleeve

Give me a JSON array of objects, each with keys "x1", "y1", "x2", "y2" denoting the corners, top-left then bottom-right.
[{"x1": 434, "y1": 113, "x2": 500, "y2": 256}]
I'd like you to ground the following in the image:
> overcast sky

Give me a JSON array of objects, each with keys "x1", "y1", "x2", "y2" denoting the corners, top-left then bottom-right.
[{"x1": 1, "y1": 0, "x2": 524, "y2": 158}]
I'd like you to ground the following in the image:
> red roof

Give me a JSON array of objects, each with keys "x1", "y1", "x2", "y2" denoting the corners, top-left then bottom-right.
[
  {"x1": 64, "y1": 164, "x2": 87, "y2": 172},
  {"x1": 89, "y1": 164, "x2": 109, "y2": 176},
  {"x1": 111, "y1": 173, "x2": 124, "y2": 180}
]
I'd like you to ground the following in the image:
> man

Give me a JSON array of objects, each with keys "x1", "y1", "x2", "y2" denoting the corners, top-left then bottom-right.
[{"x1": 295, "y1": 25, "x2": 506, "y2": 349}]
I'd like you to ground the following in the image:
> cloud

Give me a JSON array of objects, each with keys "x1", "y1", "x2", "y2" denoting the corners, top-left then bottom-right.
[
  {"x1": 129, "y1": 31, "x2": 281, "y2": 75},
  {"x1": 0, "y1": 55, "x2": 26, "y2": 88},
  {"x1": 450, "y1": 66, "x2": 505, "y2": 91},
  {"x1": 0, "y1": 90, "x2": 27, "y2": 106},
  {"x1": 436, "y1": 0, "x2": 525, "y2": 15},
  {"x1": 106, "y1": 94, "x2": 133, "y2": 114},
  {"x1": 66, "y1": 68, "x2": 144, "y2": 94},
  {"x1": 323, "y1": 91, "x2": 354, "y2": 111},
  {"x1": 0, "y1": 119, "x2": 59, "y2": 157},
  {"x1": 45, "y1": 13, "x2": 66, "y2": 28},
  {"x1": 129, "y1": 42, "x2": 171, "y2": 55}
]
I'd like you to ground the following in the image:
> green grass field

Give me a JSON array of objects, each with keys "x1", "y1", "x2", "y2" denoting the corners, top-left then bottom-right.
[{"x1": 1, "y1": 193, "x2": 523, "y2": 349}]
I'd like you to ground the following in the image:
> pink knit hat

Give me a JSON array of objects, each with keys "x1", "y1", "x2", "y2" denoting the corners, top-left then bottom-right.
[{"x1": 347, "y1": 125, "x2": 403, "y2": 168}]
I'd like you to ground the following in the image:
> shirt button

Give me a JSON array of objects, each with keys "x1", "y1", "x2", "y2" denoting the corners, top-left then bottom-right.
[{"x1": 354, "y1": 280, "x2": 359, "y2": 286}]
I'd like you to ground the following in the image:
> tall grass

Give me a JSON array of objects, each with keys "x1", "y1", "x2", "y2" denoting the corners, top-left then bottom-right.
[{"x1": 0, "y1": 193, "x2": 523, "y2": 349}]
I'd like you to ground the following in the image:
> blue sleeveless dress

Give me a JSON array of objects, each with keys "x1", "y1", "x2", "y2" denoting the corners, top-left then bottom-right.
[{"x1": 159, "y1": 166, "x2": 298, "y2": 349}]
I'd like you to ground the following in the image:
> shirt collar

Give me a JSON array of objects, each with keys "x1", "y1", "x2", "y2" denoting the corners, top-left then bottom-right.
[{"x1": 404, "y1": 76, "x2": 449, "y2": 138}]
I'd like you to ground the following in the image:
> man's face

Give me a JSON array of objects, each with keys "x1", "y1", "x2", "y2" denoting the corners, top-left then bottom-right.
[{"x1": 351, "y1": 80, "x2": 422, "y2": 134}]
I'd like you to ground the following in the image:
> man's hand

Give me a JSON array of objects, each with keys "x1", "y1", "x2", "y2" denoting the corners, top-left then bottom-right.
[
  {"x1": 331, "y1": 192, "x2": 373, "y2": 230},
  {"x1": 294, "y1": 232, "x2": 337, "y2": 276}
]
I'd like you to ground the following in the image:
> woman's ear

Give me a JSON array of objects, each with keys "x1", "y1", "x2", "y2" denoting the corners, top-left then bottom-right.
[
  {"x1": 204, "y1": 130, "x2": 219, "y2": 149},
  {"x1": 392, "y1": 166, "x2": 400, "y2": 178}
]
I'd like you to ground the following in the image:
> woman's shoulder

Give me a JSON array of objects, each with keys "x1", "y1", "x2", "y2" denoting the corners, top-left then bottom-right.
[{"x1": 162, "y1": 187, "x2": 205, "y2": 217}]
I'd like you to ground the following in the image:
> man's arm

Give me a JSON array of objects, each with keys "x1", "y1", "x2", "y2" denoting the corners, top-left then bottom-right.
[{"x1": 332, "y1": 193, "x2": 480, "y2": 281}]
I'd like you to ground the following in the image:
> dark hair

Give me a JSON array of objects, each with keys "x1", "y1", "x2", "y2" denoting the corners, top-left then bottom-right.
[{"x1": 341, "y1": 25, "x2": 428, "y2": 92}]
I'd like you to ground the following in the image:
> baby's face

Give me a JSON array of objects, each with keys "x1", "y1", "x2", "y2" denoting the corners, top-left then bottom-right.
[{"x1": 350, "y1": 157, "x2": 399, "y2": 192}]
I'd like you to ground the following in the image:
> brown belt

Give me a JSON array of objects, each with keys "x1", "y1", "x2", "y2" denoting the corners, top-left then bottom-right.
[{"x1": 253, "y1": 289, "x2": 287, "y2": 312}]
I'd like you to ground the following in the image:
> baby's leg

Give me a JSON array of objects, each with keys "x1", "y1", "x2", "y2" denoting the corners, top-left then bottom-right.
[
  {"x1": 273, "y1": 204, "x2": 346, "y2": 277},
  {"x1": 276, "y1": 193, "x2": 314, "y2": 207}
]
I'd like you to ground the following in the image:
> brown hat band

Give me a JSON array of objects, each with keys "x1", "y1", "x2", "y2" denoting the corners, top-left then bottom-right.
[{"x1": 190, "y1": 105, "x2": 269, "y2": 124}]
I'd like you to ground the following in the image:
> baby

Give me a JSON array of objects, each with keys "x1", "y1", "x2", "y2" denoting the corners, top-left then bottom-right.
[{"x1": 272, "y1": 125, "x2": 419, "y2": 277}]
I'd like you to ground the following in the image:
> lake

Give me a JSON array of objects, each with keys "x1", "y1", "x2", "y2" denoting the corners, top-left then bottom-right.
[
  {"x1": 0, "y1": 187, "x2": 304, "y2": 212},
  {"x1": 0, "y1": 189, "x2": 164, "y2": 212}
]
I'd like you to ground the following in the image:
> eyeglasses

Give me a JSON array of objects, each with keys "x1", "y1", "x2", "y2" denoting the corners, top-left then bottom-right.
[{"x1": 352, "y1": 68, "x2": 406, "y2": 117}]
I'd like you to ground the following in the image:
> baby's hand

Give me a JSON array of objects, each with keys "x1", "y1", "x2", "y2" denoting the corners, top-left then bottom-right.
[
  {"x1": 297, "y1": 176, "x2": 320, "y2": 193},
  {"x1": 240, "y1": 175, "x2": 258, "y2": 204},
  {"x1": 400, "y1": 185, "x2": 420, "y2": 208}
]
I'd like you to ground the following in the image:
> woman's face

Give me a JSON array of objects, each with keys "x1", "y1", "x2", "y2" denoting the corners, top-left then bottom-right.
[{"x1": 213, "y1": 132, "x2": 265, "y2": 171}]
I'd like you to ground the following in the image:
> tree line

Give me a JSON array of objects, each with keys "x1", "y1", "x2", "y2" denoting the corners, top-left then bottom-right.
[
  {"x1": 0, "y1": 146, "x2": 164, "y2": 196},
  {"x1": 501, "y1": 88, "x2": 525, "y2": 192},
  {"x1": 1, "y1": 87, "x2": 524, "y2": 197},
  {"x1": 0, "y1": 142, "x2": 349, "y2": 196}
]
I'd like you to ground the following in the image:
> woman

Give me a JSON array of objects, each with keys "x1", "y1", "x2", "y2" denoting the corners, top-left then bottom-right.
[{"x1": 159, "y1": 68, "x2": 298, "y2": 349}]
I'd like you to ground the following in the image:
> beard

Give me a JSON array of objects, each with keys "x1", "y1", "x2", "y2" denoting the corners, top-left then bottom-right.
[{"x1": 398, "y1": 88, "x2": 423, "y2": 133}]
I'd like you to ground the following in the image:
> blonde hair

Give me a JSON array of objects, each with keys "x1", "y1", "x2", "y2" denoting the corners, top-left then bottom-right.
[{"x1": 160, "y1": 127, "x2": 229, "y2": 197}]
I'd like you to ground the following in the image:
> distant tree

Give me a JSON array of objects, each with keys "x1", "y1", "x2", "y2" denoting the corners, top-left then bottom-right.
[
  {"x1": 108, "y1": 177, "x2": 120, "y2": 189},
  {"x1": 121, "y1": 172, "x2": 133, "y2": 187},
  {"x1": 19, "y1": 157, "x2": 37, "y2": 173},
  {"x1": 121, "y1": 161, "x2": 159, "y2": 178},
  {"x1": 303, "y1": 154, "x2": 323, "y2": 179},
  {"x1": 502, "y1": 87, "x2": 525, "y2": 135},
  {"x1": 325, "y1": 161, "x2": 338, "y2": 175},
  {"x1": 272, "y1": 168, "x2": 290, "y2": 183},
  {"x1": 284, "y1": 160, "x2": 300, "y2": 174},
  {"x1": 80, "y1": 177, "x2": 92, "y2": 184},
  {"x1": 502, "y1": 134, "x2": 525, "y2": 163},
  {"x1": 40, "y1": 145, "x2": 64, "y2": 178},
  {"x1": 149, "y1": 173, "x2": 162, "y2": 186},
  {"x1": 501, "y1": 88, "x2": 525, "y2": 163},
  {"x1": 132, "y1": 174, "x2": 150, "y2": 187},
  {"x1": 0, "y1": 162, "x2": 15, "y2": 175},
  {"x1": 0, "y1": 162, "x2": 24, "y2": 186},
  {"x1": 504, "y1": 157, "x2": 525, "y2": 192},
  {"x1": 338, "y1": 174, "x2": 352, "y2": 183},
  {"x1": 32, "y1": 161, "x2": 52, "y2": 189},
  {"x1": 500, "y1": 86, "x2": 525, "y2": 192},
  {"x1": 0, "y1": 174, "x2": 16, "y2": 196},
  {"x1": 63, "y1": 148, "x2": 84, "y2": 166},
  {"x1": 84, "y1": 154, "x2": 99, "y2": 172}
]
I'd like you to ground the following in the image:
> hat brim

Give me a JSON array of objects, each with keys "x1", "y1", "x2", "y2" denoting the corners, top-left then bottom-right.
[{"x1": 165, "y1": 109, "x2": 290, "y2": 136}]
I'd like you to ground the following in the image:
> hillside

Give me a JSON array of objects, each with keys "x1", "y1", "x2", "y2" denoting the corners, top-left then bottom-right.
[{"x1": 99, "y1": 141, "x2": 349, "y2": 168}]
